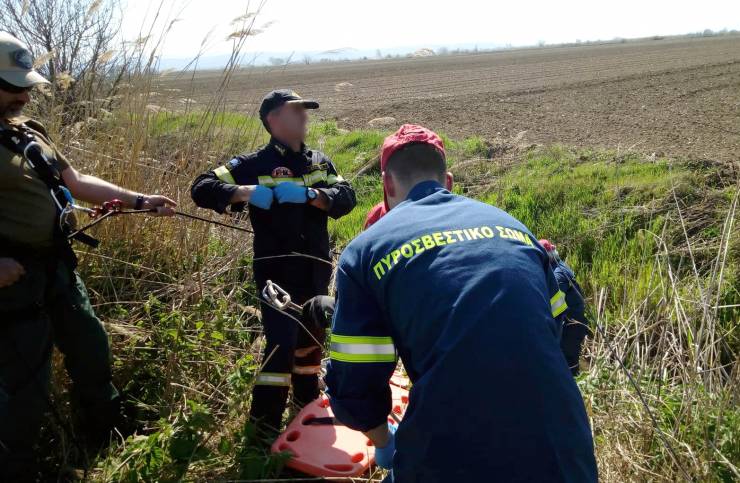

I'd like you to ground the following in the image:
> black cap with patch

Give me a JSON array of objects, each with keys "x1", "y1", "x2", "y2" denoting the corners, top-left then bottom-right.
[{"x1": 259, "y1": 89, "x2": 319, "y2": 131}]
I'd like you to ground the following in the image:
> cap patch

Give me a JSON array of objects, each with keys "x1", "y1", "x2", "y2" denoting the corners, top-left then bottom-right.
[{"x1": 12, "y1": 49, "x2": 34, "y2": 69}]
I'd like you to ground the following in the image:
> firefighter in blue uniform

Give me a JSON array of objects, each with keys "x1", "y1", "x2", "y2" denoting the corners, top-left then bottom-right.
[
  {"x1": 540, "y1": 239, "x2": 592, "y2": 376},
  {"x1": 326, "y1": 125, "x2": 598, "y2": 482},
  {"x1": 190, "y1": 90, "x2": 356, "y2": 433}
]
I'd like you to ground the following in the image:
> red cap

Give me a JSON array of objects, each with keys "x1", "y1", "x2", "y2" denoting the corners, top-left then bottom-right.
[
  {"x1": 380, "y1": 124, "x2": 445, "y2": 171},
  {"x1": 380, "y1": 124, "x2": 445, "y2": 210},
  {"x1": 539, "y1": 239, "x2": 556, "y2": 252},
  {"x1": 363, "y1": 202, "x2": 387, "y2": 230}
]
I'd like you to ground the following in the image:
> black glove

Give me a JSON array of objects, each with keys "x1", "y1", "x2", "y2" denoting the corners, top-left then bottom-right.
[{"x1": 302, "y1": 296, "x2": 336, "y2": 330}]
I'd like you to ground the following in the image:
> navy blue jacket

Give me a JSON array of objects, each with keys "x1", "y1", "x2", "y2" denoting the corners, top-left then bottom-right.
[
  {"x1": 326, "y1": 181, "x2": 597, "y2": 482},
  {"x1": 191, "y1": 138, "x2": 356, "y2": 292},
  {"x1": 553, "y1": 260, "x2": 587, "y2": 320}
]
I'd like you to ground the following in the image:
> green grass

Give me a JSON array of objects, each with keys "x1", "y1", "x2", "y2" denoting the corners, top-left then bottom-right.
[
  {"x1": 52, "y1": 110, "x2": 740, "y2": 481},
  {"x1": 148, "y1": 111, "x2": 265, "y2": 137},
  {"x1": 482, "y1": 150, "x2": 685, "y2": 309}
]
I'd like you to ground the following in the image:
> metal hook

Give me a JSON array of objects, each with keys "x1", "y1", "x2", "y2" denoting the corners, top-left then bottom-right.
[{"x1": 262, "y1": 280, "x2": 302, "y2": 313}]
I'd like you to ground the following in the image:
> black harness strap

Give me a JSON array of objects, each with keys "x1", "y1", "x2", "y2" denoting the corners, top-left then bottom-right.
[{"x1": 0, "y1": 124, "x2": 99, "y2": 255}]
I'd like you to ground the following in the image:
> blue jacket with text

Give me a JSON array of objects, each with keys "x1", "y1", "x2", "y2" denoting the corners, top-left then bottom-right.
[{"x1": 326, "y1": 181, "x2": 598, "y2": 482}]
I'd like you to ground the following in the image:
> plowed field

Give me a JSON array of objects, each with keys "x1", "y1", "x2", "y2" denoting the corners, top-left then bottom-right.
[{"x1": 172, "y1": 35, "x2": 740, "y2": 161}]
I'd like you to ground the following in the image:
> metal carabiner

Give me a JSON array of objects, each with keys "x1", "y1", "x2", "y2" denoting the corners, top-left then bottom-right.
[
  {"x1": 51, "y1": 186, "x2": 94, "y2": 216},
  {"x1": 262, "y1": 280, "x2": 302, "y2": 313},
  {"x1": 102, "y1": 199, "x2": 124, "y2": 213},
  {"x1": 50, "y1": 188, "x2": 66, "y2": 212},
  {"x1": 261, "y1": 280, "x2": 327, "y2": 349},
  {"x1": 90, "y1": 199, "x2": 124, "y2": 218}
]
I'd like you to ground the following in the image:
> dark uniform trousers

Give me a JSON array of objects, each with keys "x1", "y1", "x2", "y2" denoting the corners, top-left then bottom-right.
[
  {"x1": 250, "y1": 282, "x2": 326, "y2": 433},
  {"x1": 0, "y1": 256, "x2": 118, "y2": 479}
]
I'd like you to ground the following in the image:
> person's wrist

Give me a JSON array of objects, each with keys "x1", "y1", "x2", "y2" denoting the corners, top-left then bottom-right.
[
  {"x1": 237, "y1": 186, "x2": 248, "y2": 202},
  {"x1": 374, "y1": 428, "x2": 395, "y2": 469},
  {"x1": 375, "y1": 426, "x2": 393, "y2": 448},
  {"x1": 135, "y1": 194, "x2": 146, "y2": 209},
  {"x1": 376, "y1": 434, "x2": 391, "y2": 449},
  {"x1": 238, "y1": 185, "x2": 256, "y2": 203},
  {"x1": 306, "y1": 187, "x2": 317, "y2": 205}
]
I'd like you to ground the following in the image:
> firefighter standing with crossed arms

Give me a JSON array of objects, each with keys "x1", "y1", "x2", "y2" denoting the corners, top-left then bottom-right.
[{"x1": 191, "y1": 90, "x2": 356, "y2": 436}]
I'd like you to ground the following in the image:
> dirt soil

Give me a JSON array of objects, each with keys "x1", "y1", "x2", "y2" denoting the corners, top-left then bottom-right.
[{"x1": 168, "y1": 35, "x2": 740, "y2": 162}]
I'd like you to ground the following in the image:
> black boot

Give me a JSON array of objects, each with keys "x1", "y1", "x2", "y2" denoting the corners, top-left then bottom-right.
[{"x1": 77, "y1": 394, "x2": 136, "y2": 453}]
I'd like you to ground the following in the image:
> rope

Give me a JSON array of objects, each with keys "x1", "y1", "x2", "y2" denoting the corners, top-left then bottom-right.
[
  {"x1": 67, "y1": 209, "x2": 149, "y2": 240},
  {"x1": 173, "y1": 210, "x2": 253, "y2": 233},
  {"x1": 67, "y1": 201, "x2": 254, "y2": 240}
]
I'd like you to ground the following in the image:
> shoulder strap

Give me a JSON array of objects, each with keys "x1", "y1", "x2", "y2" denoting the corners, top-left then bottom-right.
[
  {"x1": 0, "y1": 126, "x2": 27, "y2": 155},
  {"x1": 23, "y1": 119, "x2": 50, "y2": 137},
  {"x1": 0, "y1": 123, "x2": 65, "y2": 185},
  {"x1": 0, "y1": 124, "x2": 98, "y2": 249}
]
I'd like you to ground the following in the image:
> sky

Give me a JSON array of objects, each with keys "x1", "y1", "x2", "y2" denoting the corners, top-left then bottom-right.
[{"x1": 120, "y1": 0, "x2": 740, "y2": 64}]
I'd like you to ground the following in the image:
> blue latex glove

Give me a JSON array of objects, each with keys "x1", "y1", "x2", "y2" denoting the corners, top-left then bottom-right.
[
  {"x1": 375, "y1": 423, "x2": 397, "y2": 470},
  {"x1": 274, "y1": 182, "x2": 308, "y2": 204},
  {"x1": 248, "y1": 185, "x2": 274, "y2": 210}
]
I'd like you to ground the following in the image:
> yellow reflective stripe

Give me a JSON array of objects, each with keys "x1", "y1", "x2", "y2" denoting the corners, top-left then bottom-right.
[
  {"x1": 330, "y1": 334, "x2": 396, "y2": 363},
  {"x1": 255, "y1": 372, "x2": 291, "y2": 386},
  {"x1": 214, "y1": 165, "x2": 236, "y2": 185},
  {"x1": 331, "y1": 334, "x2": 394, "y2": 345},
  {"x1": 303, "y1": 170, "x2": 328, "y2": 186},
  {"x1": 551, "y1": 290, "x2": 567, "y2": 317},
  {"x1": 327, "y1": 174, "x2": 344, "y2": 185},
  {"x1": 256, "y1": 169, "x2": 336, "y2": 188},
  {"x1": 258, "y1": 176, "x2": 305, "y2": 187}
]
